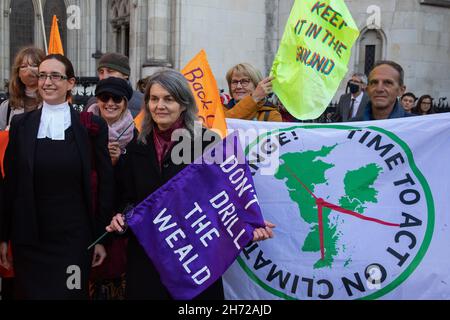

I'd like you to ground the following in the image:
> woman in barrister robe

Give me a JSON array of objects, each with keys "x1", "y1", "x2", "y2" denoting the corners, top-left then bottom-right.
[{"x1": 0, "y1": 54, "x2": 113, "y2": 299}]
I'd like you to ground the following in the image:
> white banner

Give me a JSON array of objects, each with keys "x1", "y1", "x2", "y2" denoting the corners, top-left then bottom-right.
[{"x1": 223, "y1": 114, "x2": 450, "y2": 300}]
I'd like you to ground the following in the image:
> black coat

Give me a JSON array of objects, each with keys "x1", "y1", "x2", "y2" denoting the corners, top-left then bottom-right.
[
  {"x1": 0, "y1": 107, "x2": 114, "y2": 244},
  {"x1": 116, "y1": 128, "x2": 220, "y2": 210},
  {"x1": 115, "y1": 127, "x2": 223, "y2": 300}
]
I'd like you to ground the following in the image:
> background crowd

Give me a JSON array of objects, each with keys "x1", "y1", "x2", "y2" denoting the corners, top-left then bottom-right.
[{"x1": 0, "y1": 46, "x2": 446, "y2": 301}]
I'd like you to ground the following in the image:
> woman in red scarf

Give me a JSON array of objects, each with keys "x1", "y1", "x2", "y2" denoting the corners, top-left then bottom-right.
[{"x1": 106, "y1": 69, "x2": 274, "y2": 300}]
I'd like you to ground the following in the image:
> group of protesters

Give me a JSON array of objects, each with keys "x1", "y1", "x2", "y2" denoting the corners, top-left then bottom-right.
[
  {"x1": 400, "y1": 92, "x2": 435, "y2": 115},
  {"x1": 0, "y1": 44, "x2": 432, "y2": 300},
  {"x1": 0, "y1": 47, "x2": 276, "y2": 300},
  {"x1": 331, "y1": 69, "x2": 436, "y2": 123}
]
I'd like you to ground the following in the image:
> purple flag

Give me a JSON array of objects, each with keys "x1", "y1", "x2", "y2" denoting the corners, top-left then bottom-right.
[{"x1": 127, "y1": 131, "x2": 265, "y2": 300}]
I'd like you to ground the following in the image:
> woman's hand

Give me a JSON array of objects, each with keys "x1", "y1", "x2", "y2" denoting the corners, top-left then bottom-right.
[
  {"x1": 108, "y1": 141, "x2": 121, "y2": 166},
  {"x1": 106, "y1": 213, "x2": 126, "y2": 233},
  {"x1": 251, "y1": 76, "x2": 274, "y2": 103},
  {"x1": 0, "y1": 242, "x2": 12, "y2": 270},
  {"x1": 252, "y1": 220, "x2": 276, "y2": 242},
  {"x1": 92, "y1": 244, "x2": 107, "y2": 267}
]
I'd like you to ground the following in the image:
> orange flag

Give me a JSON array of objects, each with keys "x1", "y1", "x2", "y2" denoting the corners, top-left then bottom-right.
[
  {"x1": 48, "y1": 15, "x2": 64, "y2": 55},
  {"x1": 134, "y1": 109, "x2": 145, "y2": 132},
  {"x1": 135, "y1": 50, "x2": 227, "y2": 137},
  {"x1": 182, "y1": 50, "x2": 227, "y2": 138}
]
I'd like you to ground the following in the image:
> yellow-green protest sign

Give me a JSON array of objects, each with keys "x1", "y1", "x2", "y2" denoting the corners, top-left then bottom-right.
[{"x1": 271, "y1": 0, "x2": 360, "y2": 120}]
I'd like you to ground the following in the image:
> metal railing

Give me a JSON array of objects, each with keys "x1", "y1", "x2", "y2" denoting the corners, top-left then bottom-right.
[
  {"x1": 0, "y1": 93, "x2": 7, "y2": 105},
  {"x1": 434, "y1": 98, "x2": 449, "y2": 113},
  {"x1": 313, "y1": 99, "x2": 450, "y2": 123},
  {"x1": 71, "y1": 77, "x2": 99, "y2": 112}
]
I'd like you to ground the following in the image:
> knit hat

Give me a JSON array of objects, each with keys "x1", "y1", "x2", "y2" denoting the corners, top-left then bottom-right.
[
  {"x1": 98, "y1": 53, "x2": 130, "y2": 76},
  {"x1": 95, "y1": 77, "x2": 133, "y2": 101}
]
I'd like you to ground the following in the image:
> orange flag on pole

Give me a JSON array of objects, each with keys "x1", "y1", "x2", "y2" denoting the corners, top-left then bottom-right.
[
  {"x1": 182, "y1": 50, "x2": 227, "y2": 138},
  {"x1": 135, "y1": 50, "x2": 227, "y2": 137},
  {"x1": 48, "y1": 15, "x2": 64, "y2": 55}
]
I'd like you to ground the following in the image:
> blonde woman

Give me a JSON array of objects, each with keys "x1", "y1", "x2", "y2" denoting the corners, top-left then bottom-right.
[
  {"x1": 88, "y1": 77, "x2": 135, "y2": 166},
  {"x1": 224, "y1": 63, "x2": 282, "y2": 122},
  {"x1": 0, "y1": 47, "x2": 45, "y2": 130}
]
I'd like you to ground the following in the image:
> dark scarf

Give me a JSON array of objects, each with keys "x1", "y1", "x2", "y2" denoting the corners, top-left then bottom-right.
[{"x1": 152, "y1": 117, "x2": 185, "y2": 169}]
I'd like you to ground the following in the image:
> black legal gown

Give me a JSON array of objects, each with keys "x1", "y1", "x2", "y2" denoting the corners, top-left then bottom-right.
[{"x1": 12, "y1": 128, "x2": 92, "y2": 299}]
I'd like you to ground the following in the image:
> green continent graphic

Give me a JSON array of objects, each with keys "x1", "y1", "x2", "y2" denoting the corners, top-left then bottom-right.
[
  {"x1": 275, "y1": 146, "x2": 382, "y2": 269},
  {"x1": 339, "y1": 164, "x2": 383, "y2": 213}
]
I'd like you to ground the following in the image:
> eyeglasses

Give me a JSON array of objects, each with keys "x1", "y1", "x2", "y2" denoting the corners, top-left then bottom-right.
[
  {"x1": 19, "y1": 64, "x2": 38, "y2": 70},
  {"x1": 38, "y1": 73, "x2": 68, "y2": 82},
  {"x1": 97, "y1": 93, "x2": 125, "y2": 104},
  {"x1": 231, "y1": 78, "x2": 251, "y2": 88}
]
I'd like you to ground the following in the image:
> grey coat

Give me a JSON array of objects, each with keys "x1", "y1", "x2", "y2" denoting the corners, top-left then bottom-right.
[{"x1": 334, "y1": 92, "x2": 369, "y2": 122}]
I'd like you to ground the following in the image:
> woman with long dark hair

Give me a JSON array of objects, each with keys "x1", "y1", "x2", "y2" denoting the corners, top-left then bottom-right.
[{"x1": 412, "y1": 94, "x2": 434, "y2": 115}]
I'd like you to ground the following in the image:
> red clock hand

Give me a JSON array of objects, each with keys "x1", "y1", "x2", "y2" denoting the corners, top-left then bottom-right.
[
  {"x1": 284, "y1": 164, "x2": 400, "y2": 261},
  {"x1": 319, "y1": 198, "x2": 400, "y2": 227}
]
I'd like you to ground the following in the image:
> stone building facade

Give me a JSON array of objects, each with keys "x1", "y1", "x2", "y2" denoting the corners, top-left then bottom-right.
[
  {"x1": 0, "y1": 0, "x2": 449, "y2": 105},
  {"x1": 340, "y1": 0, "x2": 450, "y2": 104}
]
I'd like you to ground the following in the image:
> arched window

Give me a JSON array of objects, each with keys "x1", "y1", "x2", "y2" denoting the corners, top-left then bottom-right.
[
  {"x1": 10, "y1": 0, "x2": 34, "y2": 66},
  {"x1": 357, "y1": 29, "x2": 385, "y2": 76},
  {"x1": 110, "y1": 0, "x2": 130, "y2": 56},
  {"x1": 44, "y1": 0, "x2": 67, "y2": 53}
]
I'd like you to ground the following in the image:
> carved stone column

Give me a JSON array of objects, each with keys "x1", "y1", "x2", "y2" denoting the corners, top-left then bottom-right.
[
  {"x1": 32, "y1": 0, "x2": 45, "y2": 53},
  {"x1": 0, "y1": 1, "x2": 10, "y2": 91},
  {"x1": 142, "y1": 0, "x2": 172, "y2": 76},
  {"x1": 92, "y1": 0, "x2": 103, "y2": 61},
  {"x1": 120, "y1": 23, "x2": 127, "y2": 55}
]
